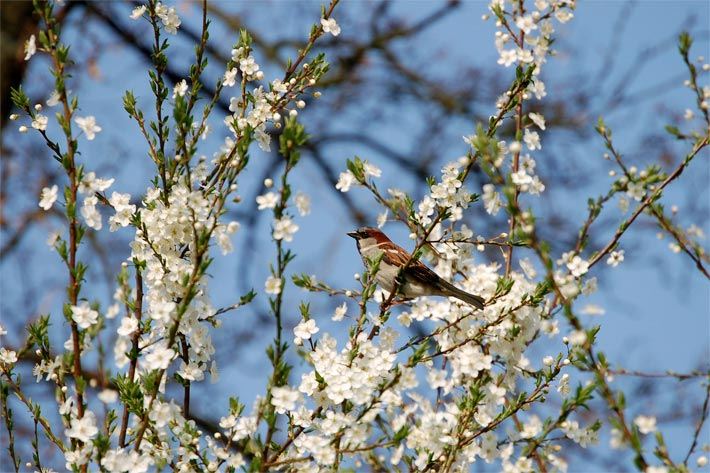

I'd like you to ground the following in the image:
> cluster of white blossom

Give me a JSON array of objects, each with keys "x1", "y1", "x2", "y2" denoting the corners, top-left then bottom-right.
[
  {"x1": 221, "y1": 47, "x2": 296, "y2": 154},
  {"x1": 76, "y1": 10, "x2": 335, "y2": 472},
  {"x1": 335, "y1": 160, "x2": 382, "y2": 193},
  {"x1": 154, "y1": 2, "x2": 181, "y2": 34},
  {"x1": 475, "y1": 0, "x2": 577, "y2": 217},
  {"x1": 417, "y1": 160, "x2": 474, "y2": 225},
  {"x1": 303, "y1": 1, "x2": 593, "y2": 469}
]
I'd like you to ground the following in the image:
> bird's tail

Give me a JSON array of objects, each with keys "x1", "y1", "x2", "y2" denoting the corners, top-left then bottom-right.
[{"x1": 438, "y1": 280, "x2": 485, "y2": 310}]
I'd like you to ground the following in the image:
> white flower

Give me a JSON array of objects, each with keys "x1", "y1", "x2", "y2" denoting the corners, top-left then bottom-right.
[
  {"x1": 320, "y1": 18, "x2": 341, "y2": 37},
  {"x1": 273, "y1": 216, "x2": 299, "y2": 242},
  {"x1": 557, "y1": 373, "x2": 570, "y2": 396},
  {"x1": 74, "y1": 116, "x2": 102, "y2": 140},
  {"x1": 81, "y1": 195, "x2": 102, "y2": 230},
  {"x1": 555, "y1": 9, "x2": 574, "y2": 23},
  {"x1": 0, "y1": 348, "x2": 18, "y2": 366},
  {"x1": 482, "y1": 183, "x2": 502, "y2": 215},
  {"x1": 71, "y1": 302, "x2": 99, "y2": 329},
  {"x1": 332, "y1": 302, "x2": 347, "y2": 321},
  {"x1": 108, "y1": 192, "x2": 135, "y2": 231},
  {"x1": 130, "y1": 5, "x2": 146, "y2": 20},
  {"x1": 227, "y1": 454, "x2": 245, "y2": 469},
  {"x1": 239, "y1": 56, "x2": 259, "y2": 76},
  {"x1": 566, "y1": 255, "x2": 589, "y2": 277},
  {"x1": 626, "y1": 181, "x2": 645, "y2": 201},
  {"x1": 295, "y1": 192, "x2": 311, "y2": 216},
  {"x1": 523, "y1": 129, "x2": 541, "y2": 150},
  {"x1": 46, "y1": 90, "x2": 61, "y2": 107},
  {"x1": 149, "y1": 401, "x2": 177, "y2": 428},
  {"x1": 39, "y1": 185, "x2": 59, "y2": 210},
  {"x1": 568, "y1": 330, "x2": 587, "y2": 346},
  {"x1": 173, "y1": 79, "x2": 188, "y2": 98},
  {"x1": 97, "y1": 389, "x2": 118, "y2": 404},
  {"x1": 150, "y1": 300, "x2": 176, "y2": 323},
  {"x1": 219, "y1": 414, "x2": 237, "y2": 430},
  {"x1": 216, "y1": 221, "x2": 239, "y2": 255},
  {"x1": 498, "y1": 49, "x2": 517, "y2": 67},
  {"x1": 210, "y1": 361, "x2": 219, "y2": 383},
  {"x1": 519, "y1": 257, "x2": 537, "y2": 279},
  {"x1": 144, "y1": 344, "x2": 175, "y2": 371},
  {"x1": 271, "y1": 79, "x2": 288, "y2": 95},
  {"x1": 581, "y1": 304, "x2": 605, "y2": 316},
  {"x1": 256, "y1": 192, "x2": 278, "y2": 210},
  {"x1": 618, "y1": 196, "x2": 630, "y2": 213},
  {"x1": 65, "y1": 412, "x2": 98, "y2": 443},
  {"x1": 515, "y1": 15, "x2": 537, "y2": 35},
  {"x1": 223, "y1": 68, "x2": 238, "y2": 87},
  {"x1": 363, "y1": 161, "x2": 382, "y2": 178},
  {"x1": 606, "y1": 250, "x2": 625, "y2": 267},
  {"x1": 155, "y1": 2, "x2": 181, "y2": 33},
  {"x1": 645, "y1": 467, "x2": 668, "y2": 473},
  {"x1": 271, "y1": 386, "x2": 299, "y2": 414},
  {"x1": 105, "y1": 303, "x2": 119, "y2": 319},
  {"x1": 520, "y1": 415, "x2": 542, "y2": 438},
  {"x1": 634, "y1": 415, "x2": 657, "y2": 434},
  {"x1": 117, "y1": 316, "x2": 138, "y2": 336},
  {"x1": 610, "y1": 428, "x2": 624, "y2": 449},
  {"x1": 528, "y1": 112, "x2": 546, "y2": 130},
  {"x1": 59, "y1": 397, "x2": 75, "y2": 417},
  {"x1": 265, "y1": 276, "x2": 282, "y2": 295},
  {"x1": 177, "y1": 361, "x2": 204, "y2": 382},
  {"x1": 31, "y1": 114, "x2": 48, "y2": 131},
  {"x1": 335, "y1": 170, "x2": 355, "y2": 192},
  {"x1": 255, "y1": 126, "x2": 271, "y2": 152},
  {"x1": 24, "y1": 34, "x2": 36, "y2": 61},
  {"x1": 530, "y1": 79, "x2": 547, "y2": 99},
  {"x1": 293, "y1": 319, "x2": 319, "y2": 345},
  {"x1": 377, "y1": 210, "x2": 388, "y2": 228},
  {"x1": 79, "y1": 172, "x2": 114, "y2": 194}
]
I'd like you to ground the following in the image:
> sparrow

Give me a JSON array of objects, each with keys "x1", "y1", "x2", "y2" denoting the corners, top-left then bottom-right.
[{"x1": 348, "y1": 227, "x2": 485, "y2": 309}]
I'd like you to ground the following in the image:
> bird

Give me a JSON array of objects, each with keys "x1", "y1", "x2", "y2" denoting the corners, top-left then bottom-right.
[{"x1": 347, "y1": 227, "x2": 485, "y2": 310}]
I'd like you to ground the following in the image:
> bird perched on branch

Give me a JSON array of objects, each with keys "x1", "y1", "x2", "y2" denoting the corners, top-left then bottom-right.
[{"x1": 348, "y1": 227, "x2": 485, "y2": 310}]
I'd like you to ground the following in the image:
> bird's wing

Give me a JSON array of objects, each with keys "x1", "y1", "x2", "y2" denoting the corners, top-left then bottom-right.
[
  {"x1": 379, "y1": 242, "x2": 442, "y2": 286},
  {"x1": 406, "y1": 262, "x2": 444, "y2": 286}
]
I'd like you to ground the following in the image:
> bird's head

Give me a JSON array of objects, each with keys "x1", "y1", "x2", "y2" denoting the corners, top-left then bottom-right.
[{"x1": 347, "y1": 227, "x2": 390, "y2": 243}]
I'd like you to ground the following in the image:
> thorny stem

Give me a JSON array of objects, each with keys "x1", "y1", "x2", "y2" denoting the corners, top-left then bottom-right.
[
  {"x1": 587, "y1": 135, "x2": 708, "y2": 269},
  {"x1": 2, "y1": 370, "x2": 67, "y2": 453},
  {"x1": 118, "y1": 268, "x2": 144, "y2": 447},
  {"x1": 1, "y1": 378, "x2": 20, "y2": 472},
  {"x1": 598, "y1": 126, "x2": 709, "y2": 278},
  {"x1": 147, "y1": 0, "x2": 170, "y2": 199},
  {"x1": 261, "y1": 138, "x2": 299, "y2": 466},
  {"x1": 505, "y1": 0, "x2": 526, "y2": 278},
  {"x1": 684, "y1": 382, "x2": 710, "y2": 464},
  {"x1": 180, "y1": 335, "x2": 191, "y2": 418},
  {"x1": 35, "y1": 4, "x2": 88, "y2": 467}
]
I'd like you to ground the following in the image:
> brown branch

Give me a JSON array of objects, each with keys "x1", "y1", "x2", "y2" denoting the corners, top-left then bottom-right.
[
  {"x1": 588, "y1": 135, "x2": 708, "y2": 269},
  {"x1": 118, "y1": 267, "x2": 143, "y2": 447}
]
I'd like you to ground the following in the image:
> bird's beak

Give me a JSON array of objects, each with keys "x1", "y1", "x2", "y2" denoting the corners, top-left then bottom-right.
[{"x1": 347, "y1": 231, "x2": 358, "y2": 239}]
